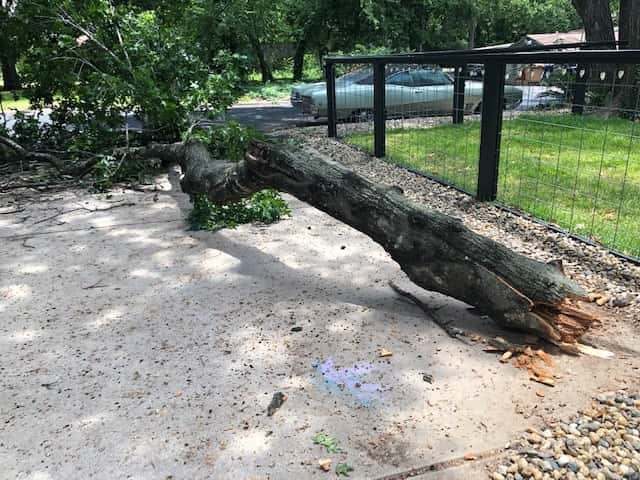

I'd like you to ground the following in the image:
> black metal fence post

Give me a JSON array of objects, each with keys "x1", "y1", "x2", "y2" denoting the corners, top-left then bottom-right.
[
  {"x1": 452, "y1": 64, "x2": 466, "y2": 124},
  {"x1": 572, "y1": 64, "x2": 588, "y2": 115},
  {"x1": 373, "y1": 62, "x2": 386, "y2": 158},
  {"x1": 477, "y1": 62, "x2": 506, "y2": 201},
  {"x1": 325, "y1": 61, "x2": 337, "y2": 137}
]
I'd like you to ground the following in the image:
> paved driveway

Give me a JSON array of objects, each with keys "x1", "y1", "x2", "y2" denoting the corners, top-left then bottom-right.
[
  {"x1": 2, "y1": 171, "x2": 636, "y2": 479},
  {"x1": 225, "y1": 101, "x2": 322, "y2": 132}
]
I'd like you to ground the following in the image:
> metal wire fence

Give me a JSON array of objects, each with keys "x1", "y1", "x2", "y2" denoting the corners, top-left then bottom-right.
[{"x1": 319, "y1": 48, "x2": 640, "y2": 260}]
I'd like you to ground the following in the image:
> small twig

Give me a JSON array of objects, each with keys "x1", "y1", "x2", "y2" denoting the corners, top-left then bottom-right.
[
  {"x1": 82, "y1": 278, "x2": 107, "y2": 289},
  {"x1": 32, "y1": 208, "x2": 80, "y2": 225},
  {"x1": 21, "y1": 238, "x2": 35, "y2": 249},
  {"x1": 32, "y1": 202, "x2": 136, "y2": 225},
  {"x1": 389, "y1": 281, "x2": 469, "y2": 343},
  {"x1": 0, "y1": 135, "x2": 64, "y2": 170},
  {"x1": 40, "y1": 380, "x2": 60, "y2": 390},
  {"x1": 0, "y1": 180, "x2": 78, "y2": 192},
  {"x1": 0, "y1": 207, "x2": 25, "y2": 214}
]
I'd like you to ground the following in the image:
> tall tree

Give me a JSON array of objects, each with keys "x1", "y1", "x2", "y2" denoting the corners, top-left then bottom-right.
[
  {"x1": 571, "y1": 0, "x2": 615, "y2": 45},
  {"x1": 0, "y1": 0, "x2": 21, "y2": 90},
  {"x1": 615, "y1": 0, "x2": 640, "y2": 112}
]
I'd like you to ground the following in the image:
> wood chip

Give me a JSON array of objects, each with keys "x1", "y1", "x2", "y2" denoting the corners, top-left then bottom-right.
[
  {"x1": 530, "y1": 375, "x2": 555, "y2": 387},
  {"x1": 588, "y1": 292, "x2": 603, "y2": 302},
  {"x1": 483, "y1": 346, "x2": 501, "y2": 352},
  {"x1": 318, "y1": 458, "x2": 332, "y2": 471},
  {"x1": 463, "y1": 452, "x2": 478, "y2": 461},
  {"x1": 499, "y1": 351, "x2": 513, "y2": 363},
  {"x1": 595, "y1": 295, "x2": 611, "y2": 306},
  {"x1": 379, "y1": 348, "x2": 393, "y2": 358},
  {"x1": 536, "y1": 391, "x2": 545, "y2": 398},
  {"x1": 576, "y1": 343, "x2": 614, "y2": 359}
]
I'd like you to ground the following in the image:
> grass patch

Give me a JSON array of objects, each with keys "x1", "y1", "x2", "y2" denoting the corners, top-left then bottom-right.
[
  {"x1": 0, "y1": 90, "x2": 30, "y2": 111},
  {"x1": 238, "y1": 79, "x2": 301, "y2": 102},
  {"x1": 239, "y1": 58, "x2": 323, "y2": 103},
  {"x1": 346, "y1": 113, "x2": 640, "y2": 256}
]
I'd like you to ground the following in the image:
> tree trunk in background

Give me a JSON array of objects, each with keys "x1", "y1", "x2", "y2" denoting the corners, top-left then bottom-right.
[
  {"x1": 292, "y1": 38, "x2": 306, "y2": 81},
  {"x1": 1, "y1": 54, "x2": 20, "y2": 91},
  {"x1": 619, "y1": 0, "x2": 631, "y2": 46},
  {"x1": 571, "y1": 0, "x2": 616, "y2": 111},
  {"x1": 613, "y1": 0, "x2": 639, "y2": 114},
  {"x1": 468, "y1": 17, "x2": 477, "y2": 49},
  {"x1": 248, "y1": 34, "x2": 273, "y2": 83},
  {"x1": 571, "y1": 0, "x2": 615, "y2": 45}
]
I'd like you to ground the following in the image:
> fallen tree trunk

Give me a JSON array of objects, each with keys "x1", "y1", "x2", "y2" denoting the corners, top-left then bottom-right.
[{"x1": 131, "y1": 139, "x2": 600, "y2": 352}]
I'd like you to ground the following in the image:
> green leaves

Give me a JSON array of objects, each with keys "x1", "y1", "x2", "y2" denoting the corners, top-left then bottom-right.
[
  {"x1": 188, "y1": 190, "x2": 290, "y2": 232},
  {"x1": 311, "y1": 432, "x2": 341, "y2": 454},
  {"x1": 335, "y1": 463, "x2": 354, "y2": 477}
]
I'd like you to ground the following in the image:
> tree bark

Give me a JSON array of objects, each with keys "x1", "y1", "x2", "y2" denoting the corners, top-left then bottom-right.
[
  {"x1": 130, "y1": 139, "x2": 599, "y2": 352},
  {"x1": 572, "y1": 0, "x2": 618, "y2": 111},
  {"x1": 1, "y1": 53, "x2": 20, "y2": 91},
  {"x1": 571, "y1": 0, "x2": 615, "y2": 45},
  {"x1": 248, "y1": 33, "x2": 273, "y2": 83},
  {"x1": 292, "y1": 38, "x2": 306, "y2": 81},
  {"x1": 612, "y1": 0, "x2": 639, "y2": 113},
  {"x1": 619, "y1": 0, "x2": 631, "y2": 46}
]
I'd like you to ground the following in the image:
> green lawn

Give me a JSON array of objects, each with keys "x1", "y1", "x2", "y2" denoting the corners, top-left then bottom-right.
[
  {"x1": 238, "y1": 58, "x2": 323, "y2": 103},
  {"x1": 346, "y1": 113, "x2": 640, "y2": 257},
  {"x1": 238, "y1": 79, "x2": 302, "y2": 102},
  {"x1": 0, "y1": 90, "x2": 30, "y2": 110}
]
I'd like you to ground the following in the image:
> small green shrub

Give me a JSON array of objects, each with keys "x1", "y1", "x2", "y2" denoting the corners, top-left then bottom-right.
[{"x1": 188, "y1": 189, "x2": 290, "y2": 231}]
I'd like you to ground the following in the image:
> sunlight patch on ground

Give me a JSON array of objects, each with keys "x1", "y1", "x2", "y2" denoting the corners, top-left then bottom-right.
[
  {"x1": 75, "y1": 412, "x2": 112, "y2": 429},
  {"x1": 0, "y1": 284, "x2": 33, "y2": 310},
  {"x1": 129, "y1": 268, "x2": 163, "y2": 280},
  {"x1": 16, "y1": 263, "x2": 49, "y2": 274},
  {"x1": 226, "y1": 430, "x2": 271, "y2": 456},
  {"x1": 6, "y1": 329, "x2": 41, "y2": 343},
  {"x1": 326, "y1": 320, "x2": 361, "y2": 333},
  {"x1": 87, "y1": 306, "x2": 126, "y2": 329}
]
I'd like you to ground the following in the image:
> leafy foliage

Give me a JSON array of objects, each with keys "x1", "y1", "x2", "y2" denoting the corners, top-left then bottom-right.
[
  {"x1": 188, "y1": 190, "x2": 290, "y2": 231},
  {"x1": 312, "y1": 432, "x2": 341, "y2": 453},
  {"x1": 189, "y1": 120, "x2": 263, "y2": 161},
  {"x1": 186, "y1": 121, "x2": 290, "y2": 232},
  {"x1": 335, "y1": 463, "x2": 354, "y2": 477},
  {"x1": 3, "y1": 0, "x2": 247, "y2": 176}
]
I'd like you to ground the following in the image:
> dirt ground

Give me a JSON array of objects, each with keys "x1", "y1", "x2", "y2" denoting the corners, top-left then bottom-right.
[{"x1": 1, "y1": 170, "x2": 639, "y2": 480}]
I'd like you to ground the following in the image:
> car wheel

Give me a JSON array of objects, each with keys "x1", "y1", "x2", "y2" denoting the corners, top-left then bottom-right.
[{"x1": 351, "y1": 109, "x2": 374, "y2": 122}]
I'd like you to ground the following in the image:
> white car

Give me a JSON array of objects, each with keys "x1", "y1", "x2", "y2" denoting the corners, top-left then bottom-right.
[
  {"x1": 303, "y1": 68, "x2": 523, "y2": 121},
  {"x1": 290, "y1": 68, "x2": 372, "y2": 106}
]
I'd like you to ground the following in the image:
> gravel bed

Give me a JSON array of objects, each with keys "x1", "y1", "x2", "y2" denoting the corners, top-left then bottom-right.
[
  {"x1": 489, "y1": 391, "x2": 640, "y2": 480},
  {"x1": 276, "y1": 127, "x2": 640, "y2": 325}
]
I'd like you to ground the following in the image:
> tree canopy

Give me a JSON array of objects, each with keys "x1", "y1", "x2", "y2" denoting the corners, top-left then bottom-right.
[{"x1": 0, "y1": 0, "x2": 634, "y2": 179}]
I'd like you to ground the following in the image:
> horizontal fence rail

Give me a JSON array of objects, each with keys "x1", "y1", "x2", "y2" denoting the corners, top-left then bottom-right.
[{"x1": 320, "y1": 45, "x2": 640, "y2": 261}]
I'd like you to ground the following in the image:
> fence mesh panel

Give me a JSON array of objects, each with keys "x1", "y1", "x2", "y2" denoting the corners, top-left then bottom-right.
[
  {"x1": 498, "y1": 63, "x2": 640, "y2": 258},
  {"x1": 323, "y1": 53, "x2": 640, "y2": 260}
]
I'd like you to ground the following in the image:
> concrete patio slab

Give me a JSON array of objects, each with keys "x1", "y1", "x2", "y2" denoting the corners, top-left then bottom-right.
[{"x1": 1, "y1": 173, "x2": 638, "y2": 480}]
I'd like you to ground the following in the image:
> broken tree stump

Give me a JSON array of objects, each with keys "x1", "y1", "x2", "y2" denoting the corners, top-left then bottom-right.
[{"x1": 130, "y1": 138, "x2": 601, "y2": 351}]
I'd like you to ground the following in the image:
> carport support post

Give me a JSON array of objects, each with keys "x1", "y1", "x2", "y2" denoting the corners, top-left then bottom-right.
[
  {"x1": 453, "y1": 65, "x2": 466, "y2": 124},
  {"x1": 373, "y1": 62, "x2": 386, "y2": 158},
  {"x1": 572, "y1": 64, "x2": 587, "y2": 115},
  {"x1": 325, "y1": 61, "x2": 337, "y2": 137},
  {"x1": 477, "y1": 62, "x2": 506, "y2": 201}
]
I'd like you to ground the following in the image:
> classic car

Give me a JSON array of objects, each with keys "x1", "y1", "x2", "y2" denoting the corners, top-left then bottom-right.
[
  {"x1": 290, "y1": 68, "x2": 372, "y2": 106},
  {"x1": 301, "y1": 67, "x2": 523, "y2": 121}
]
